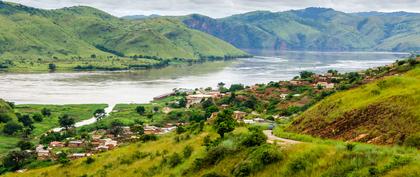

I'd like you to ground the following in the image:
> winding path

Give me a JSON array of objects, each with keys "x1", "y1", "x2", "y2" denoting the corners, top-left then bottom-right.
[
  {"x1": 263, "y1": 130, "x2": 301, "y2": 145},
  {"x1": 52, "y1": 103, "x2": 116, "y2": 132}
]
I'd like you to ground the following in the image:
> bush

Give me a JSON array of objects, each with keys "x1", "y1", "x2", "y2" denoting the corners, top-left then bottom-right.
[
  {"x1": 168, "y1": 152, "x2": 182, "y2": 167},
  {"x1": 403, "y1": 133, "x2": 420, "y2": 148},
  {"x1": 140, "y1": 134, "x2": 158, "y2": 142},
  {"x1": 202, "y1": 172, "x2": 227, "y2": 177},
  {"x1": 183, "y1": 145, "x2": 193, "y2": 159},
  {"x1": 232, "y1": 161, "x2": 252, "y2": 177},
  {"x1": 345, "y1": 143, "x2": 356, "y2": 151},
  {"x1": 17, "y1": 140, "x2": 34, "y2": 150},
  {"x1": 85, "y1": 157, "x2": 95, "y2": 164},
  {"x1": 135, "y1": 106, "x2": 146, "y2": 115},
  {"x1": 3, "y1": 121, "x2": 23, "y2": 135},
  {"x1": 32, "y1": 113, "x2": 43, "y2": 122},
  {"x1": 241, "y1": 130, "x2": 267, "y2": 147}
]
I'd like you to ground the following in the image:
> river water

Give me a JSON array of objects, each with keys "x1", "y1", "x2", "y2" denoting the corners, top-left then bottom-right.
[{"x1": 0, "y1": 51, "x2": 408, "y2": 105}]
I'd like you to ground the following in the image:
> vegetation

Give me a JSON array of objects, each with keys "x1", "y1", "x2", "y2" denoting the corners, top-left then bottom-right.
[
  {"x1": 0, "y1": 2, "x2": 247, "y2": 73},
  {"x1": 289, "y1": 65, "x2": 420, "y2": 146},
  {"x1": 0, "y1": 103, "x2": 107, "y2": 156},
  {"x1": 2, "y1": 126, "x2": 419, "y2": 177},
  {"x1": 183, "y1": 8, "x2": 420, "y2": 51}
]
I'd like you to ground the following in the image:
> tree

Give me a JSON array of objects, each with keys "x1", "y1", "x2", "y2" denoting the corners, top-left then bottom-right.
[
  {"x1": 178, "y1": 97, "x2": 187, "y2": 108},
  {"x1": 0, "y1": 113, "x2": 12, "y2": 123},
  {"x1": 48, "y1": 63, "x2": 56, "y2": 71},
  {"x1": 299, "y1": 71, "x2": 315, "y2": 79},
  {"x1": 41, "y1": 108, "x2": 52, "y2": 117},
  {"x1": 135, "y1": 106, "x2": 146, "y2": 115},
  {"x1": 2, "y1": 150, "x2": 33, "y2": 171},
  {"x1": 59, "y1": 114, "x2": 75, "y2": 131},
  {"x1": 94, "y1": 108, "x2": 106, "y2": 120},
  {"x1": 17, "y1": 140, "x2": 34, "y2": 150},
  {"x1": 153, "y1": 106, "x2": 159, "y2": 112},
  {"x1": 32, "y1": 113, "x2": 43, "y2": 122},
  {"x1": 229, "y1": 84, "x2": 245, "y2": 92},
  {"x1": 110, "y1": 119, "x2": 124, "y2": 136},
  {"x1": 3, "y1": 121, "x2": 23, "y2": 135},
  {"x1": 18, "y1": 115, "x2": 34, "y2": 129},
  {"x1": 130, "y1": 124, "x2": 144, "y2": 135},
  {"x1": 213, "y1": 109, "x2": 235, "y2": 138}
]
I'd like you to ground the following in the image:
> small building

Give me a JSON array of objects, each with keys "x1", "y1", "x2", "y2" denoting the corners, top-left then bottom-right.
[
  {"x1": 243, "y1": 119, "x2": 255, "y2": 124},
  {"x1": 186, "y1": 94, "x2": 213, "y2": 108},
  {"x1": 253, "y1": 118, "x2": 265, "y2": 123},
  {"x1": 144, "y1": 125, "x2": 161, "y2": 134},
  {"x1": 69, "y1": 153, "x2": 92, "y2": 160},
  {"x1": 315, "y1": 82, "x2": 335, "y2": 89},
  {"x1": 68, "y1": 140, "x2": 84, "y2": 148},
  {"x1": 153, "y1": 92, "x2": 175, "y2": 101},
  {"x1": 280, "y1": 94, "x2": 288, "y2": 99},
  {"x1": 220, "y1": 104, "x2": 229, "y2": 109},
  {"x1": 95, "y1": 145, "x2": 109, "y2": 152},
  {"x1": 49, "y1": 141, "x2": 64, "y2": 148},
  {"x1": 233, "y1": 111, "x2": 246, "y2": 120},
  {"x1": 35, "y1": 145, "x2": 50, "y2": 160}
]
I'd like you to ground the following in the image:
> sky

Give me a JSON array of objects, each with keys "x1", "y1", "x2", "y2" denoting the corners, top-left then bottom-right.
[{"x1": 5, "y1": 0, "x2": 420, "y2": 18}]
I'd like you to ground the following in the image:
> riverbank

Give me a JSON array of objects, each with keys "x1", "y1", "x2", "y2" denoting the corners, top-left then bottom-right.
[{"x1": 0, "y1": 55, "x2": 251, "y2": 73}]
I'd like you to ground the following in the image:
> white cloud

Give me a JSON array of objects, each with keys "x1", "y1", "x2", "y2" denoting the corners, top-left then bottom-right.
[{"x1": 5, "y1": 0, "x2": 420, "y2": 18}]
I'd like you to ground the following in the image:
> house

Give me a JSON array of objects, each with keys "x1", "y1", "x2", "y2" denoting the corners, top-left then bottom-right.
[
  {"x1": 243, "y1": 119, "x2": 255, "y2": 124},
  {"x1": 220, "y1": 104, "x2": 229, "y2": 109},
  {"x1": 35, "y1": 145, "x2": 50, "y2": 160},
  {"x1": 144, "y1": 125, "x2": 161, "y2": 134},
  {"x1": 253, "y1": 118, "x2": 265, "y2": 123},
  {"x1": 315, "y1": 82, "x2": 335, "y2": 89},
  {"x1": 153, "y1": 92, "x2": 175, "y2": 101},
  {"x1": 162, "y1": 107, "x2": 172, "y2": 114},
  {"x1": 233, "y1": 111, "x2": 246, "y2": 120},
  {"x1": 95, "y1": 145, "x2": 109, "y2": 152},
  {"x1": 186, "y1": 94, "x2": 213, "y2": 108},
  {"x1": 160, "y1": 126, "x2": 177, "y2": 134},
  {"x1": 293, "y1": 94, "x2": 301, "y2": 97},
  {"x1": 122, "y1": 126, "x2": 133, "y2": 135},
  {"x1": 69, "y1": 153, "x2": 92, "y2": 160},
  {"x1": 280, "y1": 94, "x2": 289, "y2": 99},
  {"x1": 49, "y1": 141, "x2": 64, "y2": 148},
  {"x1": 68, "y1": 140, "x2": 84, "y2": 148}
]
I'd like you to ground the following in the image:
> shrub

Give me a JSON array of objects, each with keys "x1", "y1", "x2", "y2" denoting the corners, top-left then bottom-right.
[
  {"x1": 403, "y1": 133, "x2": 420, "y2": 148},
  {"x1": 85, "y1": 157, "x2": 95, "y2": 164},
  {"x1": 345, "y1": 143, "x2": 356, "y2": 151},
  {"x1": 3, "y1": 121, "x2": 23, "y2": 135},
  {"x1": 17, "y1": 140, "x2": 34, "y2": 150},
  {"x1": 232, "y1": 161, "x2": 252, "y2": 177},
  {"x1": 183, "y1": 145, "x2": 193, "y2": 159},
  {"x1": 32, "y1": 113, "x2": 43, "y2": 122},
  {"x1": 140, "y1": 134, "x2": 158, "y2": 142},
  {"x1": 202, "y1": 172, "x2": 227, "y2": 177},
  {"x1": 168, "y1": 152, "x2": 182, "y2": 167},
  {"x1": 241, "y1": 130, "x2": 267, "y2": 147}
]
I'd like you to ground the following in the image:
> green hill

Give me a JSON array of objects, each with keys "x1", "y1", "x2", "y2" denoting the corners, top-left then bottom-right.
[
  {"x1": 182, "y1": 8, "x2": 420, "y2": 52},
  {"x1": 0, "y1": 2, "x2": 246, "y2": 72},
  {"x1": 288, "y1": 66, "x2": 420, "y2": 146},
  {"x1": 3, "y1": 127, "x2": 419, "y2": 177}
]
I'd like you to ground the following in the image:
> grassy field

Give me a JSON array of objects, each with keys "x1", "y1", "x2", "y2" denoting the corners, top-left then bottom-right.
[
  {"x1": 3, "y1": 126, "x2": 419, "y2": 177},
  {"x1": 288, "y1": 65, "x2": 420, "y2": 145},
  {"x1": 0, "y1": 104, "x2": 107, "y2": 157}
]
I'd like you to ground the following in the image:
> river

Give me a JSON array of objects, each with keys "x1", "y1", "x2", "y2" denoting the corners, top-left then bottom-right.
[{"x1": 0, "y1": 51, "x2": 408, "y2": 105}]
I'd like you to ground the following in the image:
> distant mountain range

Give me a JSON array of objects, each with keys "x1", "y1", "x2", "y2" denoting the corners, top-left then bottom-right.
[
  {"x1": 0, "y1": 2, "x2": 245, "y2": 60},
  {"x1": 181, "y1": 8, "x2": 420, "y2": 52}
]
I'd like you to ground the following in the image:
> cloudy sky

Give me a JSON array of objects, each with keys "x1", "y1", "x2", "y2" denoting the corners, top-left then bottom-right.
[{"x1": 6, "y1": 0, "x2": 420, "y2": 18}]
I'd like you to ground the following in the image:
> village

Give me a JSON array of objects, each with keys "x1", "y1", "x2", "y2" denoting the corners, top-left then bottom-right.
[{"x1": 31, "y1": 58, "x2": 417, "y2": 163}]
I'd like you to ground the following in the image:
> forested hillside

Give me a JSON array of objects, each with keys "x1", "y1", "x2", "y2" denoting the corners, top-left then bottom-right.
[{"x1": 182, "y1": 8, "x2": 420, "y2": 51}]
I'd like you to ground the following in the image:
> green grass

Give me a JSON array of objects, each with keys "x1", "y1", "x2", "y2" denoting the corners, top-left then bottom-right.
[
  {"x1": 0, "y1": 104, "x2": 107, "y2": 157},
  {"x1": 3, "y1": 126, "x2": 419, "y2": 177},
  {"x1": 288, "y1": 66, "x2": 420, "y2": 145},
  {"x1": 0, "y1": 2, "x2": 247, "y2": 73}
]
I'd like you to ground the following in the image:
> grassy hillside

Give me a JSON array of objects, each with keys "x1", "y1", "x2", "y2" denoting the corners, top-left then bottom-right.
[
  {"x1": 288, "y1": 66, "x2": 420, "y2": 145},
  {"x1": 3, "y1": 127, "x2": 419, "y2": 177},
  {"x1": 182, "y1": 8, "x2": 420, "y2": 51},
  {"x1": 0, "y1": 2, "x2": 247, "y2": 72},
  {"x1": 0, "y1": 103, "x2": 107, "y2": 157}
]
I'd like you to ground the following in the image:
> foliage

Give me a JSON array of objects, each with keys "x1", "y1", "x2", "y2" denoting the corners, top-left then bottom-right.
[{"x1": 213, "y1": 109, "x2": 235, "y2": 138}]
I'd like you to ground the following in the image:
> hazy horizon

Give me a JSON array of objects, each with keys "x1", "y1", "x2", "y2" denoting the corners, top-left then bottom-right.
[{"x1": 5, "y1": 0, "x2": 420, "y2": 18}]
